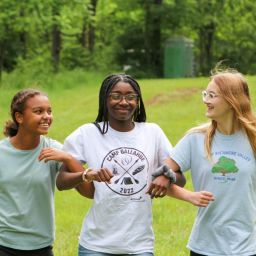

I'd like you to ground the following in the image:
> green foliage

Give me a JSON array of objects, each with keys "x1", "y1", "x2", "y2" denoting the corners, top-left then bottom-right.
[
  {"x1": 2, "y1": 0, "x2": 256, "y2": 77},
  {"x1": 214, "y1": 0, "x2": 256, "y2": 74},
  {"x1": 61, "y1": 45, "x2": 92, "y2": 70}
]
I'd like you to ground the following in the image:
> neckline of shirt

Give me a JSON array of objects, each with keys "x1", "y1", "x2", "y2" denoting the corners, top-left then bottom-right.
[
  {"x1": 108, "y1": 122, "x2": 139, "y2": 137},
  {"x1": 215, "y1": 129, "x2": 244, "y2": 140},
  {"x1": 7, "y1": 136, "x2": 43, "y2": 152}
]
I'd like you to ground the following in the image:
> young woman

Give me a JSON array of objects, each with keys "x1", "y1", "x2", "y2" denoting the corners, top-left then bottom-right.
[
  {"x1": 57, "y1": 74, "x2": 214, "y2": 256},
  {"x1": 150, "y1": 69, "x2": 256, "y2": 256},
  {"x1": 0, "y1": 89, "x2": 90, "y2": 256}
]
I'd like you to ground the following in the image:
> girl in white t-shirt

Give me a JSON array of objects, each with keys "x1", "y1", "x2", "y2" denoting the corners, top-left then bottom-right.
[{"x1": 57, "y1": 74, "x2": 214, "y2": 256}]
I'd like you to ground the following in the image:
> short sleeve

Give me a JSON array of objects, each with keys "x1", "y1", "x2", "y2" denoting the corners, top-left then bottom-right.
[
  {"x1": 154, "y1": 124, "x2": 173, "y2": 165},
  {"x1": 45, "y1": 138, "x2": 63, "y2": 172},
  {"x1": 63, "y1": 127, "x2": 86, "y2": 164},
  {"x1": 170, "y1": 133, "x2": 192, "y2": 172}
]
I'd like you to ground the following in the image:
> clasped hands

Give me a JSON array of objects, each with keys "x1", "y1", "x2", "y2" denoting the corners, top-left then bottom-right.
[{"x1": 82, "y1": 164, "x2": 174, "y2": 199}]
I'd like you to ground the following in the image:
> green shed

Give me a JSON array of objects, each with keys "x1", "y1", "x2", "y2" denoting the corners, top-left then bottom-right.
[{"x1": 164, "y1": 37, "x2": 194, "y2": 78}]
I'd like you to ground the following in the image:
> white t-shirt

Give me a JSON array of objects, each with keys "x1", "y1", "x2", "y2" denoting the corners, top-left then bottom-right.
[
  {"x1": 63, "y1": 122, "x2": 172, "y2": 254},
  {"x1": 170, "y1": 130, "x2": 256, "y2": 256}
]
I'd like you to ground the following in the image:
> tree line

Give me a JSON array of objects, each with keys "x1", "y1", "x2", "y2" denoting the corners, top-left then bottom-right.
[{"x1": 0, "y1": 0, "x2": 256, "y2": 79}]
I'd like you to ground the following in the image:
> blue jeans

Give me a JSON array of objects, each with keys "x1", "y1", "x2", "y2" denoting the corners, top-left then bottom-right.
[{"x1": 78, "y1": 244, "x2": 154, "y2": 256}]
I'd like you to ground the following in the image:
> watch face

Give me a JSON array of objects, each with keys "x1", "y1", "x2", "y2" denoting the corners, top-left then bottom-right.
[{"x1": 165, "y1": 169, "x2": 176, "y2": 183}]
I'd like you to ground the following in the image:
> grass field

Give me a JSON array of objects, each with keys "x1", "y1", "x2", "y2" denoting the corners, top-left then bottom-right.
[{"x1": 1, "y1": 72, "x2": 256, "y2": 255}]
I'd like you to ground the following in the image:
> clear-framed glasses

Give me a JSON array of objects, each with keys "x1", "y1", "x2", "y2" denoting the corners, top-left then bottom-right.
[
  {"x1": 201, "y1": 90, "x2": 219, "y2": 100},
  {"x1": 109, "y1": 93, "x2": 139, "y2": 102}
]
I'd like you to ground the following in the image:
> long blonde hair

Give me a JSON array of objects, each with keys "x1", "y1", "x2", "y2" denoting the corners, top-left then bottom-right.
[{"x1": 190, "y1": 69, "x2": 256, "y2": 159}]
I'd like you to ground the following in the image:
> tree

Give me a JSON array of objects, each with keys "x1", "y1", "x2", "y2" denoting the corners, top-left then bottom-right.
[
  {"x1": 0, "y1": 0, "x2": 26, "y2": 78},
  {"x1": 190, "y1": 0, "x2": 225, "y2": 75},
  {"x1": 214, "y1": 0, "x2": 256, "y2": 74},
  {"x1": 212, "y1": 156, "x2": 238, "y2": 176}
]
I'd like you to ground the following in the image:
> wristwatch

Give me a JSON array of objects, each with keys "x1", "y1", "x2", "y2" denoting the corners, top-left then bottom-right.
[
  {"x1": 163, "y1": 167, "x2": 177, "y2": 184},
  {"x1": 82, "y1": 168, "x2": 92, "y2": 183},
  {"x1": 152, "y1": 164, "x2": 177, "y2": 184}
]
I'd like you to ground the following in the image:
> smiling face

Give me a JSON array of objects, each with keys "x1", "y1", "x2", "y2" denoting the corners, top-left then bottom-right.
[
  {"x1": 106, "y1": 81, "x2": 138, "y2": 130},
  {"x1": 203, "y1": 80, "x2": 233, "y2": 122},
  {"x1": 15, "y1": 95, "x2": 53, "y2": 136}
]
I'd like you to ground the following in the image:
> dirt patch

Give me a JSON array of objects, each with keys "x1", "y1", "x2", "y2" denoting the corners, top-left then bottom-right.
[{"x1": 146, "y1": 87, "x2": 202, "y2": 106}]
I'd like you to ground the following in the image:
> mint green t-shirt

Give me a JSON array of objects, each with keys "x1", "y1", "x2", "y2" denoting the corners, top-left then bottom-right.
[{"x1": 0, "y1": 136, "x2": 62, "y2": 250}]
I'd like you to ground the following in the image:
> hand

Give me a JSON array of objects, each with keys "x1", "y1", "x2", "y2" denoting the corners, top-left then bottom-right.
[
  {"x1": 86, "y1": 168, "x2": 114, "y2": 183},
  {"x1": 146, "y1": 175, "x2": 170, "y2": 198},
  {"x1": 187, "y1": 191, "x2": 215, "y2": 207},
  {"x1": 38, "y1": 148, "x2": 71, "y2": 162}
]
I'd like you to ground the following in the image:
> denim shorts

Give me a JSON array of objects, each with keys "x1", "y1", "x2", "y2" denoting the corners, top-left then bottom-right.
[{"x1": 78, "y1": 244, "x2": 154, "y2": 256}]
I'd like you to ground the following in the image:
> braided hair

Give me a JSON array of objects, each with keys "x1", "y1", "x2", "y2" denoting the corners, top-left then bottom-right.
[
  {"x1": 94, "y1": 74, "x2": 146, "y2": 134},
  {"x1": 3, "y1": 89, "x2": 47, "y2": 137}
]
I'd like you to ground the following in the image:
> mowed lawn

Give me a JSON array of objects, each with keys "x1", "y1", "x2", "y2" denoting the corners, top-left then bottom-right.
[{"x1": 1, "y1": 74, "x2": 256, "y2": 255}]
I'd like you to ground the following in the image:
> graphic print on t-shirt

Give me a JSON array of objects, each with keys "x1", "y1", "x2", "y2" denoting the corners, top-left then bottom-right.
[
  {"x1": 211, "y1": 156, "x2": 238, "y2": 183},
  {"x1": 102, "y1": 147, "x2": 149, "y2": 196}
]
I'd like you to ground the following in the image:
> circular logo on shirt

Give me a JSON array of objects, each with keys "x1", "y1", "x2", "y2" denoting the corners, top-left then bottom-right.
[{"x1": 102, "y1": 147, "x2": 149, "y2": 196}]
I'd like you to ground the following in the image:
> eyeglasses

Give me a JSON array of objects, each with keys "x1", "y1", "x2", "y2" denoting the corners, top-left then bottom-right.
[
  {"x1": 109, "y1": 93, "x2": 139, "y2": 102},
  {"x1": 201, "y1": 90, "x2": 219, "y2": 100}
]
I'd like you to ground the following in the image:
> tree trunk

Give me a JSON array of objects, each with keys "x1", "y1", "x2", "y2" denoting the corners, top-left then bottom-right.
[
  {"x1": 197, "y1": 0, "x2": 225, "y2": 75},
  {"x1": 88, "y1": 0, "x2": 97, "y2": 52},
  {"x1": 79, "y1": 20, "x2": 87, "y2": 48},
  {"x1": 0, "y1": 42, "x2": 3, "y2": 81},
  {"x1": 19, "y1": 6, "x2": 27, "y2": 59},
  {"x1": 51, "y1": 1, "x2": 61, "y2": 73},
  {"x1": 199, "y1": 22, "x2": 215, "y2": 75},
  {"x1": 144, "y1": 0, "x2": 163, "y2": 77}
]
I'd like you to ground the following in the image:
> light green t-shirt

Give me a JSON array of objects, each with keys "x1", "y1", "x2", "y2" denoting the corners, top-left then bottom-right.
[
  {"x1": 171, "y1": 130, "x2": 256, "y2": 256},
  {"x1": 0, "y1": 136, "x2": 62, "y2": 250}
]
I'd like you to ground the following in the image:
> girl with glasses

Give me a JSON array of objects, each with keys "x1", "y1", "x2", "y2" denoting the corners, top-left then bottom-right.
[
  {"x1": 56, "y1": 74, "x2": 214, "y2": 256},
  {"x1": 150, "y1": 69, "x2": 256, "y2": 256}
]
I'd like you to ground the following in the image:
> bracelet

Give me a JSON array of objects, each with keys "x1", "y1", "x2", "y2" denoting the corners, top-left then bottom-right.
[{"x1": 82, "y1": 168, "x2": 93, "y2": 183}]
